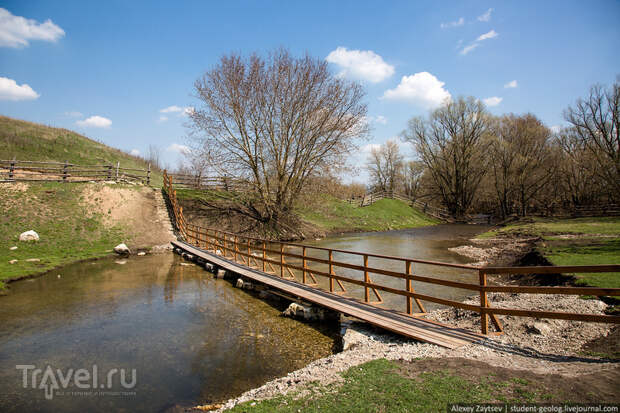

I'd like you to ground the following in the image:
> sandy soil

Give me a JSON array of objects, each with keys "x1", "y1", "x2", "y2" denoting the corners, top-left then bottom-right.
[{"x1": 82, "y1": 183, "x2": 174, "y2": 250}]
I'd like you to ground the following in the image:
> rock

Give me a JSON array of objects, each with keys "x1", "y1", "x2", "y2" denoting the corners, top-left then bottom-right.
[
  {"x1": 9, "y1": 246, "x2": 17, "y2": 250},
  {"x1": 283, "y1": 302, "x2": 326, "y2": 321},
  {"x1": 104, "y1": 180, "x2": 117, "y2": 184},
  {"x1": 526, "y1": 321, "x2": 551, "y2": 335},
  {"x1": 9, "y1": 259, "x2": 18, "y2": 264},
  {"x1": 115, "y1": 260, "x2": 127, "y2": 265},
  {"x1": 113, "y1": 243, "x2": 130, "y2": 255},
  {"x1": 205, "y1": 263, "x2": 215, "y2": 272},
  {"x1": 137, "y1": 252, "x2": 146, "y2": 256},
  {"x1": 236, "y1": 278, "x2": 244, "y2": 288},
  {"x1": 25, "y1": 258, "x2": 40, "y2": 263},
  {"x1": 215, "y1": 269, "x2": 227, "y2": 279},
  {"x1": 19, "y1": 230, "x2": 39, "y2": 242}
]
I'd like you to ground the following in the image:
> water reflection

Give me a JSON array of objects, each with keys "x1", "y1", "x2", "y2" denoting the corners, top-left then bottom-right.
[{"x1": 0, "y1": 254, "x2": 336, "y2": 412}]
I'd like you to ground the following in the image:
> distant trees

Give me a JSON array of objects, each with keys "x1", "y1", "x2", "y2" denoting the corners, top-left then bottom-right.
[
  {"x1": 401, "y1": 97, "x2": 490, "y2": 218},
  {"x1": 392, "y1": 78, "x2": 619, "y2": 219},
  {"x1": 367, "y1": 140, "x2": 404, "y2": 193},
  {"x1": 188, "y1": 48, "x2": 368, "y2": 233},
  {"x1": 563, "y1": 78, "x2": 620, "y2": 195}
]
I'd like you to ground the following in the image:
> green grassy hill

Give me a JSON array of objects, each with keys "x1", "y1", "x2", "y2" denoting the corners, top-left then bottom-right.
[{"x1": 0, "y1": 116, "x2": 162, "y2": 186}]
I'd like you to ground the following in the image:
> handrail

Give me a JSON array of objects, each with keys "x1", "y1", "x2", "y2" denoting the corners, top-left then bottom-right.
[{"x1": 163, "y1": 170, "x2": 620, "y2": 335}]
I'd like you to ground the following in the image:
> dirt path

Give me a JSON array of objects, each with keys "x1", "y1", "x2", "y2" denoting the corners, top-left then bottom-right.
[{"x1": 82, "y1": 183, "x2": 174, "y2": 250}]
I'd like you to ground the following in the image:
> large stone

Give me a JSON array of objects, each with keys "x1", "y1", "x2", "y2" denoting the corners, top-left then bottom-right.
[
  {"x1": 113, "y1": 243, "x2": 130, "y2": 255},
  {"x1": 19, "y1": 230, "x2": 39, "y2": 242},
  {"x1": 235, "y1": 278, "x2": 244, "y2": 288},
  {"x1": 525, "y1": 321, "x2": 551, "y2": 335},
  {"x1": 215, "y1": 269, "x2": 227, "y2": 279},
  {"x1": 283, "y1": 302, "x2": 326, "y2": 321}
]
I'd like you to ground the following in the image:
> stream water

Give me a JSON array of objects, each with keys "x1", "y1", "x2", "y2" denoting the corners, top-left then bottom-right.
[{"x1": 0, "y1": 223, "x2": 490, "y2": 412}]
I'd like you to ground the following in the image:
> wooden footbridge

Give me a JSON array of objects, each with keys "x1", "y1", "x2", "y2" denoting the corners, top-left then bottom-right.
[{"x1": 163, "y1": 172, "x2": 620, "y2": 349}]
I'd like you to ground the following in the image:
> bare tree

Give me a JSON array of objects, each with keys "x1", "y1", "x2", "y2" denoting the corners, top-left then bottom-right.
[
  {"x1": 489, "y1": 114, "x2": 555, "y2": 217},
  {"x1": 188, "y1": 48, "x2": 368, "y2": 234},
  {"x1": 366, "y1": 140, "x2": 404, "y2": 193},
  {"x1": 564, "y1": 78, "x2": 620, "y2": 196},
  {"x1": 146, "y1": 144, "x2": 162, "y2": 169},
  {"x1": 401, "y1": 97, "x2": 490, "y2": 218},
  {"x1": 402, "y1": 160, "x2": 424, "y2": 201}
]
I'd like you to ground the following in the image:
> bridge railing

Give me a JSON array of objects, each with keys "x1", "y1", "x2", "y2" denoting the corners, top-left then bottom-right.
[{"x1": 163, "y1": 170, "x2": 620, "y2": 335}]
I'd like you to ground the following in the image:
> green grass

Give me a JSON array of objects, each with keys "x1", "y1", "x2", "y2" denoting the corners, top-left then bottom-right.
[
  {"x1": 0, "y1": 116, "x2": 163, "y2": 186},
  {"x1": 477, "y1": 217, "x2": 620, "y2": 289},
  {"x1": 226, "y1": 359, "x2": 557, "y2": 413},
  {"x1": 0, "y1": 181, "x2": 127, "y2": 291},
  {"x1": 297, "y1": 195, "x2": 438, "y2": 232}
]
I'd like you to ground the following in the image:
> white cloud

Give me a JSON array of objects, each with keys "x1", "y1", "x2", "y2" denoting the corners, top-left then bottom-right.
[
  {"x1": 0, "y1": 8, "x2": 65, "y2": 48},
  {"x1": 477, "y1": 8, "x2": 493, "y2": 22},
  {"x1": 477, "y1": 30, "x2": 498, "y2": 41},
  {"x1": 326, "y1": 47, "x2": 394, "y2": 83},
  {"x1": 0, "y1": 76, "x2": 39, "y2": 100},
  {"x1": 130, "y1": 149, "x2": 140, "y2": 156},
  {"x1": 76, "y1": 115, "x2": 112, "y2": 128},
  {"x1": 460, "y1": 30, "x2": 498, "y2": 55},
  {"x1": 160, "y1": 105, "x2": 184, "y2": 113},
  {"x1": 504, "y1": 80, "x2": 518, "y2": 88},
  {"x1": 167, "y1": 143, "x2": 190, "y2": 154},
  {"x1": 364, "y1": 115, "x2": 388, "y2": 125},
  {"x1": 550, "y1": 125, "x2": 561, "y2": 134},
  {"x1": 440, "y1": 17, "x2": 464, "y2": 29},
  {"x1": 361, "y1": 143, "x2": 381, "y2": 154},
  {"x1": 157, "y1": 115, "x2": 168, "y2": 123},
  {"x1": 483, "y1": 96, "x2": 503, "y2": 107},
  {"x1": 383, "y1": 72, "x2": 451, "y2": 109},
  {"x1": 64, "y1": 111, "x2": 83, "y2": 118},
  {"x1": 460, "y1": 43, "x2": 479, "y2": 55}
]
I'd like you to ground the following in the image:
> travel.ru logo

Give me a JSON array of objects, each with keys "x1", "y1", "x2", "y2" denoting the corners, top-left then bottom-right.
[{"x1": 16, "y1": 364, "x2": 137, "y2": 400}]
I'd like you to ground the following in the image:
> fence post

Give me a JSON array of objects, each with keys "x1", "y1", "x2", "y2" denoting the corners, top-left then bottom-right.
[
  {"x1": 280, "y1": 244, "x2": 284, "y2": 278},
  {"x1": 107, "y1": 164, "x2": 112, "y2": 180},
  {"x1": 247, "y1": 239, "x2": 251, "y2": 266},
  {"x1": 302, "y1": 246, "x2": 307, "y2": 284},
  {"x1": 147, "y1": 163, "x2": 151, "y2": 185},
  {"x1": 364, "y1": 254, "x2": 369, "y2": 302},
  {"x1": 116, "y1": 162, "x2": 120, "y2": 181},
  {"x1": 234, "y1": 236, "x2": 238, "y2": 262},
  {"x1": 329, "y1": 250, "x2": 334, "y2": 292},
  {"x1": 9, "y1": 160, "x2": 15, "y2": 179},
  {"x1": 262, "y1": 241, "x2": 266, "y2": 272},
  {"x1": 406, "y1": 260, "x2": 412, "y2": 315},
  {"x1": 479, "y1": 269, "x2": 488, "y2": 334},
  {"x1": 62, "y1": 160, "x2": 68, "y2": 182}
]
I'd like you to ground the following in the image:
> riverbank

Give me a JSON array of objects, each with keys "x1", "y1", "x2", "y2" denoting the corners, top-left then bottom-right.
[
  {"x1": 0, "y1": 181, "x2": 174, "y2": 291},
  {"x1": 176, "y1": 189, "x2": 438, "y2": 240},
  {"x1": 206, "y1": 292, "x2": 618, "y2": 412}
]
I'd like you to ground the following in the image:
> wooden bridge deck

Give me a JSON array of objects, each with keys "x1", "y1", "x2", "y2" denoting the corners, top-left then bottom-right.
[{"x1": 172, "y1": 240, "x2": 485, "y2": 349}]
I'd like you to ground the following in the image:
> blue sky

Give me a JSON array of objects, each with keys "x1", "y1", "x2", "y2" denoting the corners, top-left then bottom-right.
[{"x1": 1, "y1": 1, "x2": 619, "y2": 180}]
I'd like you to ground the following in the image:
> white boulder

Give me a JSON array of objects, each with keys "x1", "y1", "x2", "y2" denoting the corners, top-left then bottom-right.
[
  {"x1": 19, "y1": 230, "x2": 39, "y2": 242},
  {"x1": 113, "y1": 243, "x2": 130, "y2": 255}
]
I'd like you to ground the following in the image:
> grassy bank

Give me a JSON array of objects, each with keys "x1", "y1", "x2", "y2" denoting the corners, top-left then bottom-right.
[
  {"x1": 225, "y1": 358, "x2": 609, "y2": 412},
  {"x1": 479, "y1": 217, "x2": 620, "y2": 288},
  {"x1": 0, "y1": 116, "x2": 163, "y2": 186},
  {"x1": 297, "y1": 195, "x2": 438, "y2": 233},
  {"x1": 0, "y1": 182, "x2": 127, "y2": 291},
  {"x1": 175, "y1": 189, "x2": 438, "y2": 236}
]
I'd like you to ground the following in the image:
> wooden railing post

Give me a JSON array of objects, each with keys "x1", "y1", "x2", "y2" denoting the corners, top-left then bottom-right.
[
  {"x1": 479, "y1": 269, "x2": 488, "y2": 335},
  {"x1": 280, "y1": 243, "x2": 284, "y2": 278},
  {"x1": 9, "y1": 160, "x2": 15, "y2": 179},
  {"x1": 234, "y1": 236, "x2": 238, "y2": 262},
  {"x1": 147, "y1": 163, "x2": 151, "y2": 185},
  {"x1": 364, "y1": 254, "x2": 369, "y2": 302},
  {"x1": 262, "y1": 241, "x2": 266, "y2": 272},
  {"x1": 62, "y1": 160, "x2": 68, "y2": 182},
  {"x1": 329, "y1": 250, "x2": 334, "y2": 292},
  {"x1": 107, "y1": 164, "x2": 112, "y2": 180},
  {"x1": 302, "y1": 246, "x2": 307, "y2": 284},
  {"x1": 406, "y1": 260, "x2": 413, "y2": 315},
  {"x1": 247, "y1": 239, "x2": 251, "y2": 266}
]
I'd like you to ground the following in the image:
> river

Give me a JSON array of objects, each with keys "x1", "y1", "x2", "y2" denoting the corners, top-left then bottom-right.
[{"x1": 0, "y1": 223, "x2": 489, "y2": 412}]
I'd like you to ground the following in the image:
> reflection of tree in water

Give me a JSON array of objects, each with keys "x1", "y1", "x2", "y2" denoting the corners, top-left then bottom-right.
[{"x1": 164, "y1": 262, "x2": 185, "y2": 303}]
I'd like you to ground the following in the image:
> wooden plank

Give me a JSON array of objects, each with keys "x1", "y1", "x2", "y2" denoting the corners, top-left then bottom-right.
[{"x1": 172, "y1": 240, "x2": 484, "y2": 348}]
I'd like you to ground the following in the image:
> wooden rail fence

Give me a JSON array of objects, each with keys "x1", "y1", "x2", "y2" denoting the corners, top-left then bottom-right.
[
  {"x1": 164, "y1": 171, "x2": 620, "y2": 335},
  {"x1": 0, "y1": 159, "x2": 151, "y2": 184},
  {"x1": 348, "y1": 190, "x2": 453, "y2": 221}
]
